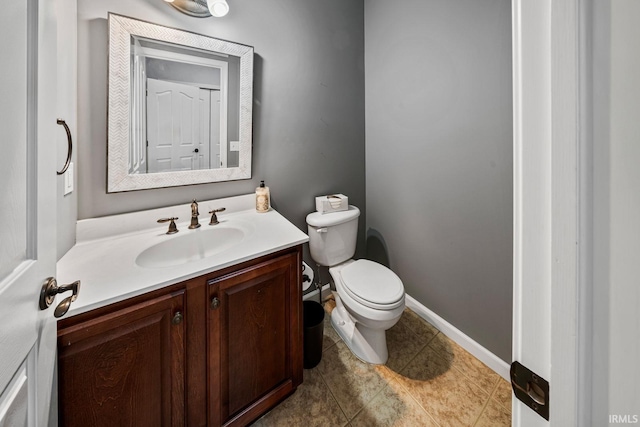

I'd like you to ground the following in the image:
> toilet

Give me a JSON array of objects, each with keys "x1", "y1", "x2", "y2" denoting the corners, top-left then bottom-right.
[{"x1": 306, "y1": 206, "x2": 405, "y2": 364}]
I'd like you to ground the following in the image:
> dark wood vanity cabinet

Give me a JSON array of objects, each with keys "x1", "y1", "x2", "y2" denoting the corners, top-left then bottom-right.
[
  {"x1": 57, "y1": 290, "x2": 186, "y2": 427},
  {"x1": 208, "y1": 252, "x2": 303, "y2": 426},
  {"x1": 57, "y1": 246, "x2": 302, "y2": 427}
]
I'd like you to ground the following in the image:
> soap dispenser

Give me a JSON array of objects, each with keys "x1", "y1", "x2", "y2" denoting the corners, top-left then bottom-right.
[{"x1": 256, "y1": 180, "x2": 270, "y2": 213}]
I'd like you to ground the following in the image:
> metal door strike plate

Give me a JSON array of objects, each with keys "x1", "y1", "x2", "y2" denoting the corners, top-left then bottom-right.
[{"x1": 510, "y1": 361, "x2": 550, "y2": 420}]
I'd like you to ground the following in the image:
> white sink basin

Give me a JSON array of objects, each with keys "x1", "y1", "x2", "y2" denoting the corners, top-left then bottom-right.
[{"x1": 136, "y1": 221, "x2": 253, "y2": 268}]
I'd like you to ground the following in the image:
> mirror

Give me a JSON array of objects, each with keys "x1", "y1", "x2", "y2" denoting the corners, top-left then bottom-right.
[{"x1": 107, "y1": 14, "x2": 253, "y2": 192}]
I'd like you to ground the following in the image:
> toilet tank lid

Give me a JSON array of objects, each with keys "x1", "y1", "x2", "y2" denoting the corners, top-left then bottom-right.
[{"x1": 306, "y1": 205, "x2": 360, "y2": 227}]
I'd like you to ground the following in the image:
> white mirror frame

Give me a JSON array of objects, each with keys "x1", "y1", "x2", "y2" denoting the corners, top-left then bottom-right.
[{"x1": 107, "y1": 13, "x2": 253, "y2": 192}]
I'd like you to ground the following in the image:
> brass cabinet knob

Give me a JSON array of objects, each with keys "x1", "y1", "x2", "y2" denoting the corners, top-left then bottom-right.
[
  {"x1": 172, "y1": 311, "x2": 183, "y2": 325},
  {"x1": 210, "y1": 296, "x2": 221, "y2": 310}
]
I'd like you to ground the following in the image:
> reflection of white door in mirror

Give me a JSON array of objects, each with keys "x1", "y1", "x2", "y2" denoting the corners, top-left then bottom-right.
[
  {"x1": 146, "y1": 81, "x2": 225, "y2": 173},
  {"x1": 201, "y1": 89, "x2": 222, "y2": 169},
  {"x1": 208, "y1": 89, "x2": 227, "y2": 169},
  {"x1": 147, "y1": 79, "x2": 200, "y2": 173},
  {"x1": 198, "y1": 89, "x2": 212, "y2": 170},
  {"x1": 136, "y1": 43, "x2": 229, "y2": 173}
]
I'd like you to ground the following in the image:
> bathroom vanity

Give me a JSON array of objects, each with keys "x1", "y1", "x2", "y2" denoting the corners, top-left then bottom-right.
[{"x1": 55, "y1": 195, "x2": 308, "y2": 426}]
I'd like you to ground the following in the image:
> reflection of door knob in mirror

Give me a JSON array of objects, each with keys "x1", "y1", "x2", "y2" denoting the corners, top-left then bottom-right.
[{"x1": 194, "y1": 148, "x2": 199, "y2": 153}]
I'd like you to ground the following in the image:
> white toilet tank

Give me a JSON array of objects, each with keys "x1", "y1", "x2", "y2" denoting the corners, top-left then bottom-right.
[{"x1": 306, "y1": 206, "x2": 360, "y2": 267}]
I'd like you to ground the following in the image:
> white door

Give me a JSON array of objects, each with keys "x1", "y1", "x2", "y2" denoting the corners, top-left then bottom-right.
[
  {"x1": 208, "y1": 89, "x2": 223, "y2": 169},
  {"x1": 512, "y1": 0, "x2": 583, "y2": 425},
  {"x1": 0, "y1": 0, "x2": 60, "y2": 425},
  {"x1": 198, "y1": 88, "x2": 223, "y2": 170},
  {"x1": 147, "y1": 78, "x2": 201, "y2": 173},
  {"x1": 198, "y1": 89, "x2": 212, "y2": 170}
]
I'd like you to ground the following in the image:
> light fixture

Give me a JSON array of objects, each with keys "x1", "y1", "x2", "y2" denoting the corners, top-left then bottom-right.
[
  {"x1": 207, "y1": 0, "x2": 229, "y2": 17},
  {"x1": 165, "y1": 0, "x2": 229, "y2": 18}
]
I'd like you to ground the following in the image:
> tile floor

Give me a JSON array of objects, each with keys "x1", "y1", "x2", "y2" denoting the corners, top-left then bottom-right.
[{"x1": 254, "y1": 299, "x2": 512, "y2": 427}]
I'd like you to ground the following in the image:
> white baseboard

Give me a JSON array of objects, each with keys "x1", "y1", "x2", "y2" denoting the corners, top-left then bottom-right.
[{"x1": 405, "y1": 294, "x2": 510, "y2": 381}]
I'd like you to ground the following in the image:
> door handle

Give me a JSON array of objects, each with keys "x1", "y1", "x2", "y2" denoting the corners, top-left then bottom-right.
[
  {"x1": 39, "y1": 277, "x2": 81, "y2": 318},
  {"x1": 56, "y1": 119, "x2": 73, "y2": 175}
]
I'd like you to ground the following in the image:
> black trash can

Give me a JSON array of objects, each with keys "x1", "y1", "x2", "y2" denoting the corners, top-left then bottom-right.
[{"x1": 303, "y1": 300, "x2": 325, "y2": 369}]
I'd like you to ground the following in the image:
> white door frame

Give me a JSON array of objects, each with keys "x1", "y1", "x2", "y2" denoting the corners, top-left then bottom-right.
[{"x1": 512, "y1": 0, "x2": 589, "y2": 425}]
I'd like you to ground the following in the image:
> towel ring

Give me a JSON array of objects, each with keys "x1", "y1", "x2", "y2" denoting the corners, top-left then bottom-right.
[{"x1": 56, "y1": 118, "x2": 72, "y2": 175}]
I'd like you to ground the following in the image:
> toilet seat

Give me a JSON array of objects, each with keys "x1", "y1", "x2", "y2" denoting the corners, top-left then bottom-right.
[{"x1": 339, "y1": 260, "x2": 404, "y2": 310}]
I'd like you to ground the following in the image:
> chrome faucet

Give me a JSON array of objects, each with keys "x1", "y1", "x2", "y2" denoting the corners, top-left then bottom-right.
[{"x1": 188, "y1": 199, "x2": 201, "y2": 229}]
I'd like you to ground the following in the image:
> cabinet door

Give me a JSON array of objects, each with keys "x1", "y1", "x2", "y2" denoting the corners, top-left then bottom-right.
[
  {"x1": 58, "y1": 290, "x2": 186, "y2": 427},
  {"x1": 208, "y1": 252, "x2": 302, "y2": 426}
]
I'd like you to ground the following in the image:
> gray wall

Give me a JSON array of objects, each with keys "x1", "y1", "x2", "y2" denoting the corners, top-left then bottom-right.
[
  {"x1": 77, "y1": 0, "x2": 366, "y2": 257},
  {"x1": 56, "y1": 0, "x2": 78, "y2": 260},
  {"x1": 364, "y1": 0, "x2": 513, "y2": 362}
]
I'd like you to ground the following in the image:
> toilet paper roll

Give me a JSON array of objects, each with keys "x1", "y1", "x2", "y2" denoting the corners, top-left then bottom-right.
[{"x1": 302, "y1": 261, "x2": 314, "y2": 291}]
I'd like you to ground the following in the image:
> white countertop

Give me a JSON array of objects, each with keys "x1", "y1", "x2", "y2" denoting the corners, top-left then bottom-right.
[{"x1": 57, "y1": 194, "x2": 309, "y2": 318}]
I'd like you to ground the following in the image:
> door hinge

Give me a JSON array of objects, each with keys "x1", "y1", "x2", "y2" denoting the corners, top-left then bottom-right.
[{"x1": 510, "y1": 361, "x2": 549, "y2": 420}]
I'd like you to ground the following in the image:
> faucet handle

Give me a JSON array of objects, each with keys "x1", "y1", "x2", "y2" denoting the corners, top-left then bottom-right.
[
  {"x1": 158, "y1": 217, "x2": 179, "y2": 234},
  {"x1": 208, "y1": 208, "x2": 226, "y2": 225}
]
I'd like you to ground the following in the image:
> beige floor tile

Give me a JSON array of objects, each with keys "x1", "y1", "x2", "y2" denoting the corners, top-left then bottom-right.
[
  {"x1": 318, "y1": 341, "x2": 392, "y2": 420},
  {"x1": 384, "y1": 319, "x2": 429, "y2": 373},
  {"x1": 474, "y1": 398, "x2": 511, "y2": 427},
  {"x1": 253, "y1": 368, "x2": 348, "y2": 427},
  {"x1": 396, "y1": 345, "x2": 490, "y2": 427},
  {"x1": 372, "y1": 363, "x2": 405, "y2": 386},
  {"x1": 428, "y1": 332, "x2": 499, "y2": 393},
  {"x1": 400, "y1": 308, "x2": 439, "y2": 341},
  {"x1": 292, "y1": 301, "x2": 505, "y2": 426},
  {"x1": 492, "y1": 378, "x2": 512, "y2": 412},
  {"x1": 351, "y1": 380, "x2": 439, "y2": 427}
]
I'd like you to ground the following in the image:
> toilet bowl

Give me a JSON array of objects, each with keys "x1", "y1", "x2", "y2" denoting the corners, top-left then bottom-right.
[{"x1": 306, "y1": 206, "x2": 405, "y2": 364}]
